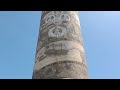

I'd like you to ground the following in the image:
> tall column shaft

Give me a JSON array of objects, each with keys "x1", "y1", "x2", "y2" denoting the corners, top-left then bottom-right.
[{"x1": 32, "y1": 11, "x2": 88, "y2": 79}]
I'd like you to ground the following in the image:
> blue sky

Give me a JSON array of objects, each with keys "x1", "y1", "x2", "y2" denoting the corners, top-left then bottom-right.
[{"x1": 0, "y1": 11, "x2": 120, "y2": 79}]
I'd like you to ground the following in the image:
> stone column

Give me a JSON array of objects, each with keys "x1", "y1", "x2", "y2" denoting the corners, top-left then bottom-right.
[{"x1": 32, "y1": 11, "x2": 88, "y2": 79}]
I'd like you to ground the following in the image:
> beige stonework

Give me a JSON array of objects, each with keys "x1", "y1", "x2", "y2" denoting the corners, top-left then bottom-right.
[{"x1": 32, "y1": 11, "x2": 88, "y2": 79}]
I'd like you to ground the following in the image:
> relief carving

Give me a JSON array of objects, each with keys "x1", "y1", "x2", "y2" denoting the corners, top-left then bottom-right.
[
  {"x1": 37, "y1": 11, "x2": 83, "y2": 52},
  {"x1": 33, "y1": 11, "x2": 88, "y2": 79}
]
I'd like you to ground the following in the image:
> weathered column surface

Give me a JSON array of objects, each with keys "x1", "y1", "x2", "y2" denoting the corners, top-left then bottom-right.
[{"x1": 32, "y1": 11, "x2": 88, "y2": 79}]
